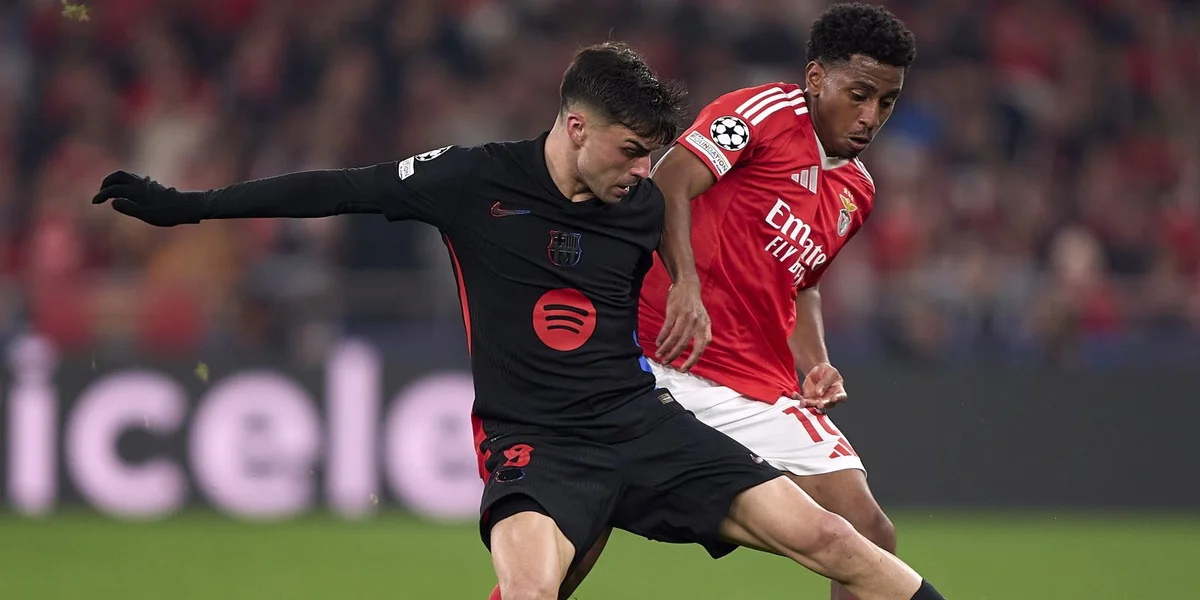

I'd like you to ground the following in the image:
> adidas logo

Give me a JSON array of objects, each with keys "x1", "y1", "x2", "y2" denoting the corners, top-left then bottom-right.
[
  {"x1": 828, "y1": 438, "x2": 857, "y2": 459},
  {"x1": 791, "y1": 167, "x2": 818, "y2": 194}
]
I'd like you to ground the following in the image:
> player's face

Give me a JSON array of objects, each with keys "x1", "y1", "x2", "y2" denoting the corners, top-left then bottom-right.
[
  {"x1": 577, "y1": 119, "x2": 659, "y2": 204},
  {"x1": 805, "y1": 54, "x2": 904, "y2": 159}
]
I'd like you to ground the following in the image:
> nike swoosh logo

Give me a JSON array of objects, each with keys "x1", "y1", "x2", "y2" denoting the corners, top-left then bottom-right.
[{"x1": 491, "y1": 202, "x2": 531, "y2": 217}]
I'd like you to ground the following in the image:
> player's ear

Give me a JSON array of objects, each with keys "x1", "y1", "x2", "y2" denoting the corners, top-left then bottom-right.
[
  {"x1": 564, "y1": 111, "x2": 587, "y2": 148},
  {"x1": 805, "y1": 61, "x2": 825, "y2": 96}
]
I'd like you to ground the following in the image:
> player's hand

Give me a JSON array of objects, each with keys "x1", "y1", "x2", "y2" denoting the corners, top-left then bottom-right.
[
  {"x1": 91, "y1": 171, "x2": 206, "y2": 227},
  {"x1": 655, "y1": 279, "x2": 711, "y2": 371},
  {"x1": 796, "y1": 362, "x2": 847, "y2": 410}
]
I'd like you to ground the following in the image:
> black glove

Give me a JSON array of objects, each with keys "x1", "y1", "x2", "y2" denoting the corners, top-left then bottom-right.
[{"x1": 91, "y1": 171, "x2": 208, "y2": 226}]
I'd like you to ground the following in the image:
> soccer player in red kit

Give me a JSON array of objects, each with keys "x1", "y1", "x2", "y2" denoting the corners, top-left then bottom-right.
[{"x1": 641, "y1": 4, "x2": 918, "y2": 600}]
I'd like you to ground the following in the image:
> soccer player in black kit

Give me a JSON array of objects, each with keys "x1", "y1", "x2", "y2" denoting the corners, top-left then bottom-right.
[{"x1": 92, "y1": 43, "x2": 946, "y2": 600}]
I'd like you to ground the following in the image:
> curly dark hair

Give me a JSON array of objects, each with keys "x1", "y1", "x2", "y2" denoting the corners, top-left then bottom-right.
[
  {"x1": 559, "y1": 42, "x2": 688, "y2": 147},
  {"x1": 806, "y1": 3, "x2": 917, "y2": 69}
]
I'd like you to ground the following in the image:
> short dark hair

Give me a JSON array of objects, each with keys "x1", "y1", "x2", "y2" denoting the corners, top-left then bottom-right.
[
  {"x1": 806, "y1": 3, "x2": 917, "y2": 69},
  {"x1": 559, "y1": 42, "x2": 687, "y2": 147}
]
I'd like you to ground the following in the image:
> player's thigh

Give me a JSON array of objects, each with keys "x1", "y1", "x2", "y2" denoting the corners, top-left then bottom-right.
[
  {"x1": 558, "y1": 527, "x2": 612, "y2": 599},
  {"x1": 490, "y1": 505, "x2": 575, "y2": 595},
  {"x1": 478, "y1": 431, "x2": 621, "y2": 570},
  {"x1": 717, "y1": 475, "x2": 858, "y2": 564},
  {"x1": 724, "y1": 479, "x2": 923, "y2": 596},
  {"x1": 611, "y1": 409, "x2": 781, "y2": 559}
]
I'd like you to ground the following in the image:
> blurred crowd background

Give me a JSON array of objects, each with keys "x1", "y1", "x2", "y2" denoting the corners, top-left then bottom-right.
[{"x1": 1, "y1": 0, "x2": 1198, "y2": 368}]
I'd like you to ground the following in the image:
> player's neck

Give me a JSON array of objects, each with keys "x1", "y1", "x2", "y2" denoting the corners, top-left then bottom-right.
[
  {"x1": 803, "y1": 91, "x2": 830, "y2": 151},
  {"x1": 803, "y1": 92, "x2": 852, "y2": 167},
  {"x1": 545, "y1": 122, "x2": 594, "y2": 203}
]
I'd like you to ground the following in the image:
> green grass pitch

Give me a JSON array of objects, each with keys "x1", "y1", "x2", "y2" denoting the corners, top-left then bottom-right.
[{"x1": 1, "y1": 510, "x2": 1196, "y2": 599}]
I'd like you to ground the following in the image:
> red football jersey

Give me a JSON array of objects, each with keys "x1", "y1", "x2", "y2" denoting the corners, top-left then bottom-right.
[{"x1": 638, "y1": 82, "x2": 876, "y2": 403}]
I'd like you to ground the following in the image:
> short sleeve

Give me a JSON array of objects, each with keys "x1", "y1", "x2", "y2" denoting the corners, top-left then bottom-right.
[
  {"x1": 677, "y1": 83, "x2": 804, "y2": 179},
  {"x1": 380, "y1": 145, "x2": 480, "y2": 230}
]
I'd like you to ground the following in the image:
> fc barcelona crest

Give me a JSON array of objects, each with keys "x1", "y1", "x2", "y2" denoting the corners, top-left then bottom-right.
[{"x1": 547, "y1": 230, "x2": 583, "y2": 267}]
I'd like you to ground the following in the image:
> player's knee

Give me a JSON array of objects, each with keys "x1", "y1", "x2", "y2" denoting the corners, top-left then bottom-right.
[{"x1": 785, "y1": 509, "x2": 859, "y2": 558}]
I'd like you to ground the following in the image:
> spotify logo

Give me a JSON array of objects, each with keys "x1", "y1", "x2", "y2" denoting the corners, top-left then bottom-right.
[{"x1": 532, "y1": 289, "x2": 597, "y2": 351}]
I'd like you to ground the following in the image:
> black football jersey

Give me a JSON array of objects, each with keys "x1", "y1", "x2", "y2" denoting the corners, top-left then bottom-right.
[{"x1": 378, "y1": 134, "x2": 675, "y2": 441}]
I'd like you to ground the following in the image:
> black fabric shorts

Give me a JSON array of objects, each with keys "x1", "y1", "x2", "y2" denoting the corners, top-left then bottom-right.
[{"x1": 476, "y1": 393, "x2": 783, "y2": 564}]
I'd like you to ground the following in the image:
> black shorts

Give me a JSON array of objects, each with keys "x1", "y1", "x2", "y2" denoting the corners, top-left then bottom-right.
[{"x1": 476, "y1": 393, "x2": 783, "y2": 564}]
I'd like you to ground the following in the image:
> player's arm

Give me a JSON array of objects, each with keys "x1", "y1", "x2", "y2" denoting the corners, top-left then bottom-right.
[
  {"x1": 91, "y1": 147, "x2": 471, "y2": 230},
  {"x1": 790, "y1": 285, "x2": 829, "y2": 375},
  {"x1": 648, "y1": 144, "x2": 717, "y2": 369},
  {"x1": 91, "y1": 167, "x2": 394, "y2": 223},
  {"x1": 652, "y1": 144, "x2": 717, "y2": 284},
  {"x1": 652, "y1": 84, "x2": 796, "y2": 368},
  {"x1": 790, "y1": 284, "x2": 847, "y2": 410}
]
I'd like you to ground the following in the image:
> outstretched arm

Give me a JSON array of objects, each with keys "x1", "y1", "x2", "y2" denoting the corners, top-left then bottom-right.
[
  {"x1": 203, "y1": 167, "x2": 394, "y2": 219},
  {"x1": 91, "y1": 167, "x2": 394, "y2": 226},
  {"x1": 94, "y1": 145, "x2": 474, "y2": 229}
]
